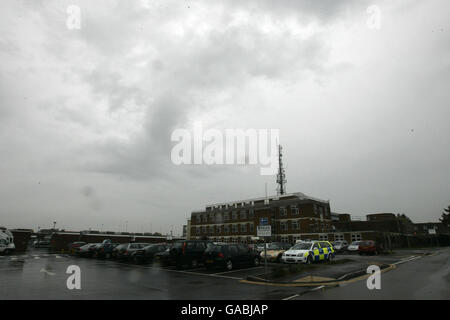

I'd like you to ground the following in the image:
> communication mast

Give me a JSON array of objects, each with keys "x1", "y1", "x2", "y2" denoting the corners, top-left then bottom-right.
[{"x1": 276, "y1": 144, "x2": 286, "y2": 195}]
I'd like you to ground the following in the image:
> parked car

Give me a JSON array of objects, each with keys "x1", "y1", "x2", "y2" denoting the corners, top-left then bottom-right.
[
  {"x1": 347, "y1": 241, "x2": 362, "y2": 252},
  {"x1": 132, "y1": 243, "x2": 169, "y2": 264},
  {"x1": 0, "y1": 228, "x2": 15, "y2": 255},
  {"x1": 77, "y1": 243, "x2": 101, "y2": 257},
  {"x1": 281, "y1": 241, "x2": 335, "y2": 264},
  {"x1": 113, "y1": 243, "x2": 149, "y2": 261},
  {"x1": 33, "y1": 237, "x2": 51, "y2": 248},
  {"x1": 203, "y1": 243, "x2": 261, "y2": 271},
  {"x1": 358, "y1": 240, "x2": 380, "y2": 255},
  {"x1": 332, "y1": 240, "x2": 348, "y2": 253},
  {"x1": 68, "y1": 242, "x2": 87, "y2": 254},
  {"x1": 259, "y1": 242, "x2": 293, "y2": 262},
  {"x1": 154, "y1": 245, "x2": 172, "y2": 266},
  {"x1": 169, "y1": 240, "x2": 213, "y2": 269},
  {"x1": 93, "y1": 240, "x2": 118, "y2": 259}
]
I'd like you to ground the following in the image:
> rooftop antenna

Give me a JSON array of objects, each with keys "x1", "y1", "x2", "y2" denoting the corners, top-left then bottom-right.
[{"x1": 276, "y1": 144, "x2": 286, "y2": 195}]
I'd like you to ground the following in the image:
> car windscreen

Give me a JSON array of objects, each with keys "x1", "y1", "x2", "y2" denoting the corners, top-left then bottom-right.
[
  {"x1": 291, "y1": 242, "x2": 312, "y2": 250},
  {"x1": 267, "y1": 243, "x2": 282, "y2": 250},
  {"x1": 172, "y1": 242, "x2": 184, "y2": 248},
  {"x1": 205, "y1": 245, "x2": 223, "y2": 252},
  {"x1": 351, "y1": 241, "x2": 361, "y2": 245}
]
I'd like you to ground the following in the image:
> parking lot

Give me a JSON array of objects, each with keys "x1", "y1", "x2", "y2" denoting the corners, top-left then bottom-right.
[{"x1": 1, "y1": 246, "x2": 444, "y2": 300}]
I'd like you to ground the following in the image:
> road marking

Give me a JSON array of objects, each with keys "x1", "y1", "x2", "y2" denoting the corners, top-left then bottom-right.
[
  {"x1": 310, "y1": 285, "x2": 325, "y2": 291},
  {"x1": 40, "y1": 268, "x2": 55, "y2": 276},
  {"x1": 212, "y1": 266, "x2": 263, "y2": 275},
  {"x1": 393, "y1": 255, "x2": 421, "y2": 265},
  {"x1": 117, "y1": 262, "x2": 243, "y2": 280},
  {"x1": 34, "y1": 256, "x2": 40, "y2": 259},
  {"x1": 282, "y1": 294, "x2": 299, "y2": 300}
]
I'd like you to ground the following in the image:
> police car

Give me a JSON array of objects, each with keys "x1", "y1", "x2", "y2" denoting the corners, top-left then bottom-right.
[{"x1": 281, "y1": 241, "x2": 335, "y2": 264}]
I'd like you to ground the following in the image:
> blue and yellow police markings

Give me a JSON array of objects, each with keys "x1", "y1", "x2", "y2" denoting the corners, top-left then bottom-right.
[{"x1": 311, "y1": 243, "x2": 334, "y2": 262}]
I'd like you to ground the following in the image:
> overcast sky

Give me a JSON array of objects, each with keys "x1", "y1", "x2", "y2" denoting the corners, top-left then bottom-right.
[{"x1": 0, "y1": 0, "x2": 449, "y2": 235}]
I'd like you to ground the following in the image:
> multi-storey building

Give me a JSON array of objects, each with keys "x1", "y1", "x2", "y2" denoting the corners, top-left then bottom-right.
[{"x1": 189, "y1": 192, "x2": 332, "y2": 243}]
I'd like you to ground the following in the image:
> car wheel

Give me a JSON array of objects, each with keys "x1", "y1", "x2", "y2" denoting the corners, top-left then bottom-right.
[
  {"x1": 253, "y1": 257, "x2": 260, "y2": 266},
  {"x1": 226, "y1": 260, "x2": 233, "y2": 271},
  {"x1": 306, "y1": 255, "x2": 313, "y2": 265}
]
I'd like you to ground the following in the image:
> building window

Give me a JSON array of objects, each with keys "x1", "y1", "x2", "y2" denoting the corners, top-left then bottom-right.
[
  {"x1": 202, "y1": 214, "x2": 208, "y2": 222},
  {"x1": 249, "y1": 224, "x2": 254, "y2": 233},
  {"x1": 280, "y1": 207, "x2": 287, "y2": 216},
  {"x1": 232, "y1": 211, "x2": 238, "y2": 220},
  {"x1": 196, "y1": 227, "x2": 201, "y2": 234},
  {"x1": 314, "y1": 204, "x2": 318, "y2": 215},
  {"x1": 319, "y1": 234, "x2": 328, "y2": 241},
  {"x1": 216, "y1": 225, "x2": 222, "y2": 233},
  {"x1": 232, "y1": 224, "x2": 238, "y2": 233},
  {"x1": 351, "y1": 233, "x2": 362, "y2": 242},
  {"x1": 224, "y1": 212, "x2": 229, "y2": 221},
  {"x1": 224, "y1": 225, "x2": 230, "y2": 234},
  {"x1": 281, "y1": 236, "x2": 289, "y2": 243},
  {"x1": 209, "y1": 226, "x2": 214, "y2": 234},
  {"x1": 291, "y1": 206, "x2": 299, "y2": 215},
  {"x1": 240, "y1": 210, "x2": 247, "y2": 219},
  {"x1": 201, "y1": 226, "x2": 206, "y2": 234},
  {"x1": 249, "y1": 209, "x2": 254, "y2": 219},
  {"x1": 291, "y1": 220, "x2": 299, "y2": 230},
  {"x1": 240, "y1": 224, "x2": 247, "y2": 232},
  {"x1": 334, "y1": 233, "x2": 344, "y2": 241},
  {"x1": 196, "y1": 215, "x2": 201, "y2": 223},
  {"x1": 280, "y1": 221, "x2": 288, "y2": 231}
]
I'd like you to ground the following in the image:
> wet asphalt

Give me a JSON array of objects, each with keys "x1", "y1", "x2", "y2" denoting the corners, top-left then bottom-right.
[{"x1": 0, "y1": 247, "x2": 447, "y2": 300}]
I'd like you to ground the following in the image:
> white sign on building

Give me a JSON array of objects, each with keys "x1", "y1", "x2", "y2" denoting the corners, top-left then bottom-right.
[{"x1": 257, "y1": 225, "x2": 272, "y2": 237}]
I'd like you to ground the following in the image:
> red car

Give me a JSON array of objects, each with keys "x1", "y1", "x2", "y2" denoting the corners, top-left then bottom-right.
[
  {"x1": 358, "y1": 240, "x2": 379, "y2": 255},
  {"x1": 68, "y1": 241, "x2": 87, "y2": 254}
]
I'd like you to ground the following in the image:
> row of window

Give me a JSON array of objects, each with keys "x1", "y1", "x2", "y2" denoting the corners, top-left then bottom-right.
[
  {"x1": 196, "y1": 205, "x2": 305, "y2": 223},
  {"x1": 196, "y1": 210, "x2": 256, "y2": 223},
  {"x1": 193, "y1": 224, "x2": 255, "y2": 234}
]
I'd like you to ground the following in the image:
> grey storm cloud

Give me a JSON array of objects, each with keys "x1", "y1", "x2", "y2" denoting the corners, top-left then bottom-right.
[{"x1": 0, "y1": 0, "x2": 449, "y2": 233}]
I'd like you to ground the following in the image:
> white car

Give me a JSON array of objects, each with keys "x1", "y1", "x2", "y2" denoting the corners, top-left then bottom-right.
[
  {"x1": 281, "y1": 241, "x2": 334, "y2": 264},
  {"x1": 0, "y1": 229, "x2": 15, "y2": 255},
  {"x1": 333, "y1": 240, "x2": 348, "y2": 251},
  {"x1": 347, "y1": 241, "x2": 362, "y2": 252}
]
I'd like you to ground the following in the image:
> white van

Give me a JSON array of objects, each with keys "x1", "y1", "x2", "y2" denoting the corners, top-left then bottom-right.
[{"x1": 0, "y1": 228, "x2": 16, "y2": 255}]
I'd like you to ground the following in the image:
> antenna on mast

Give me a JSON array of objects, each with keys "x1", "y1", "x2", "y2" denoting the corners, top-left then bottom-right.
[{"x1": 276, "y1": 144, "x2": 286, "y2": 195}]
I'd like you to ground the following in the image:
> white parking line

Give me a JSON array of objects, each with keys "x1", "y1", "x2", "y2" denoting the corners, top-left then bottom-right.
[
  {"x1": 393, "y1": 255, "x2": 421, "y2": 265},
  {"x1": 310, "y1": 285, "x2": 325, "y2": 291},
  {"x1": 282, "y1": 294, "x2": 299, "y2": 300},
  {"x1": 118, "y1": 262, "x2": 244, "y2": 280}
]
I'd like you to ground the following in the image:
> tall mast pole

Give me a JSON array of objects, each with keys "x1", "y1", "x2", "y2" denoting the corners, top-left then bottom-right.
[{"x1": 276, "y1": 144, "x2": 286, "y2": 195}]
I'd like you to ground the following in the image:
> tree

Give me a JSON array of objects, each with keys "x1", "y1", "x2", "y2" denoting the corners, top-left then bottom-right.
[{"x1": 439, "y1": 206, "x2": 450, "y2": 227}]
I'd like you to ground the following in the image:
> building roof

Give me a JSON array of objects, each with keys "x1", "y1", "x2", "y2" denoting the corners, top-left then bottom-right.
[{"x1": 192, "y1": 192, "x2": 329, "y2": 214}]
